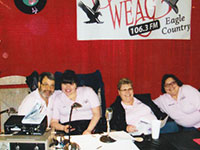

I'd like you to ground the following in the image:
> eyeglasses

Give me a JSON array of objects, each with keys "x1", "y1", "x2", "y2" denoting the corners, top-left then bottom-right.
[
  {"x1": 120, "y1": 88, "x2": 133, "y2": 92},
  {"x1": 164, "y1": 81, "x2": 176, "y2": 88},
  {"x1": 41, "y1": 83, "x2": 55, "y2": 89}
]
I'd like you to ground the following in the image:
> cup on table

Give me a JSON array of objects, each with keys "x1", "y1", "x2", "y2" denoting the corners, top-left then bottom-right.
[{"x1": 151, "y1": 120, "x2": 161, "y2": 140}]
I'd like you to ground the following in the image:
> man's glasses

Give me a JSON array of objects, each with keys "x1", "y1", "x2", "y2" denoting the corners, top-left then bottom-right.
[
  {"x1": 41, "y1": 83, "x2": 55, "y2": 89},
  {"x1": 164, "y1": 81, "x2": 176, "y2": 88},
  {"x1": 120, "y1": 88, "x2": 133, "y2": 92}
]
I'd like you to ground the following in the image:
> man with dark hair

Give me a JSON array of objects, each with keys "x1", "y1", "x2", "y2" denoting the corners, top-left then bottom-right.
[{"x1": 18, "y1": 72, "x2": 59, "y2": 126}]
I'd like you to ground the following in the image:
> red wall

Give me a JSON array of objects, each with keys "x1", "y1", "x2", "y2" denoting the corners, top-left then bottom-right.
[{"x1": 1, "y1": 1, "x2": 200, "y2": 107}]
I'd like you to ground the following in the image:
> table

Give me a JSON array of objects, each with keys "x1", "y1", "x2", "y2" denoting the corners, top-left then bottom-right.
[
  {"x1": 134, "y1": 130, "x2": 200, "y2": 150},
  {"x1": 1, "y1": 130, "x2": 199, "y2": 150},
  {"x1": 68, "y1": 131, "x2": 139, "y2": 150}
]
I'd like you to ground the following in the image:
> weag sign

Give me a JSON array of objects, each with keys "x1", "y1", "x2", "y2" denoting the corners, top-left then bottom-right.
[{"x1": 77, "y1": 0, "x2": 191, "y2": 40}]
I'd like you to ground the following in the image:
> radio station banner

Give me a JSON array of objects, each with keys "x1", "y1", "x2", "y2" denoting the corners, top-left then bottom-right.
[{"x1": 77, "y1": 0, "x2": 191, "y2": 40}]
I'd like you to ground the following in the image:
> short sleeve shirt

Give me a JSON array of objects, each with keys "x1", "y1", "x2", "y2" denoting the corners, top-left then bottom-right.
[
  {"x1": 153, "y1": 85, "x2": 200, "y2": 128},
  {"x1": 52, "y1": 86, "x2": 100, "y2": 123},
  {"x1": 121, "y1": 97, "x2": 157, "y2": 126}
]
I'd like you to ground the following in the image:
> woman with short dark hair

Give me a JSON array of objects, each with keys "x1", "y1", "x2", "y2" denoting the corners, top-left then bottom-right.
[
  {"x1": 154, "y1": 74, "x2": 200, "y2": 130},
  {"x1": 50, "y1": 70, "x2": 101, "y2": 135}
]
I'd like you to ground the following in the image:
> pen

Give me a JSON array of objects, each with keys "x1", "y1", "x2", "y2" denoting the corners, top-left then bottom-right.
[{"x1": 96, "y1": 146, "x2": 102, "y2": 149}]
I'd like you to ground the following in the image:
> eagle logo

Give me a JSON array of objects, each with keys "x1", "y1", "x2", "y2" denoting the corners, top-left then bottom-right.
[
  {"x1": 164, "y1": 0, "x2": 179, "y2": 14},
  {"x1": 78, "y1": 0, "x2": 103, "y2": 24}
]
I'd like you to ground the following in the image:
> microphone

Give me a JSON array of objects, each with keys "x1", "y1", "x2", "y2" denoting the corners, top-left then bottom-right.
[
  {"x1": 105, "y1": 107, "x2": 113, "y2": 121},
  {"x1": 0, "y1": 107, "x2": 17, "y2": 115},
  {"x1": 71, "y1": 102, "x2": 82, "y2": 108},
  {"x1": 100, "y1": 107, "x2": 116, "y2": 143}
]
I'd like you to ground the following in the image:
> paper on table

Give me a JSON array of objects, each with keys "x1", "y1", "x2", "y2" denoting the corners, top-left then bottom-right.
[
  {"x1": 130, "y1": 118, "x2": 152, "y2": 136},
  {"x1": 69, "y1": 131, "x2": 140, "y2": 150},
  {"x1": 130, "y1": 116, "x2": 169, "y2": 136},
  {"x1": 109, "y1": 131, "x2": 134, "y2": 140}
]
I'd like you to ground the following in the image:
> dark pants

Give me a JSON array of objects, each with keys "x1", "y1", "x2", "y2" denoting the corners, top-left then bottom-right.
[
  {"x1": 160, "y1": 121, "x2": 179, "y2": 133},
  {"x1": 62, "y1": 120, "x2": 90, "y2": 135},
  {"x1": 57, "y1": 118, "x2": 106, "y2": 135},
  {"x1": 160, "y1": 121, "x2": 196, "y2": 134}
]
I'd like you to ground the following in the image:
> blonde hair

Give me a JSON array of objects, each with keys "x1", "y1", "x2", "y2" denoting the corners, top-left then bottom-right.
[{"x1": 117, "y1": 78, "x2": 133, "y2": 90}]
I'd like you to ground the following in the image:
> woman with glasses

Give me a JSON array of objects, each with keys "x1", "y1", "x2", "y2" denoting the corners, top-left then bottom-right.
[
  {"x1": 153, "y1": 74, "x2": 200, "y2": 130},
  {"x1": 110, "y1": 78, "x2": 157, "y2": 134}
]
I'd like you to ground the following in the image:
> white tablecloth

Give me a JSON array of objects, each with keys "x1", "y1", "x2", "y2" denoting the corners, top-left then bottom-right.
[{"x1": 69, "y1": 131, "x2": 140, "y2": 150}]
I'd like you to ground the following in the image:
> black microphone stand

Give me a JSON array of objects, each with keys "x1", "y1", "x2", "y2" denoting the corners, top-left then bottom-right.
[
  {"x1": 0, "y1": 107, "x2": 17, "y2": 115},
  {"x1": 68, "y1": 105, "x2": 73, "y2": 145},
  {"x1": 0, "y1": 109, "x2": 9, "y2": 115},
  {"x1": 64, "y1": 102, "x2": 81, "y2": 150}
]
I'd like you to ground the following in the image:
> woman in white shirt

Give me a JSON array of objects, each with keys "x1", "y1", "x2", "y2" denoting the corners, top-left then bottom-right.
[{"x1": 154, "y1": 74, "x2": 200, "y2": 130}]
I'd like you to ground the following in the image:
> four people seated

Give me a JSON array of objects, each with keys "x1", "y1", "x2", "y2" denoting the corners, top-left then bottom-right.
[{"x1": 17, "y1": 71, "x2": 200, "y2": 135}]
